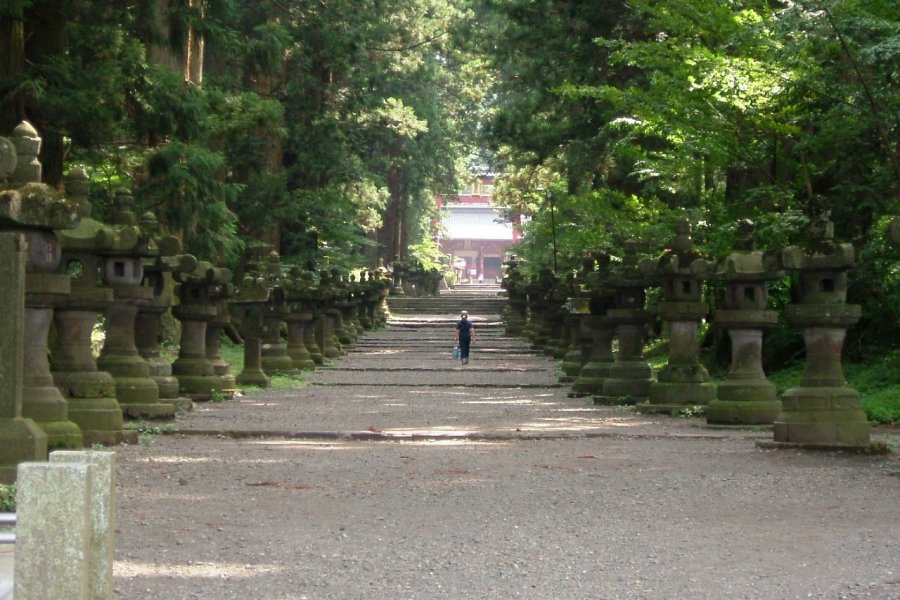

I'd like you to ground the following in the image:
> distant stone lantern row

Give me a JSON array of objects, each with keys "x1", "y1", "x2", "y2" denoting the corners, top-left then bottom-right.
[
  {"x1": 0, "y1": 122, "x2": 392, "y2": 481},
  {"x1": 503, "y1": 215, "x2": 877, "y2": 450}
]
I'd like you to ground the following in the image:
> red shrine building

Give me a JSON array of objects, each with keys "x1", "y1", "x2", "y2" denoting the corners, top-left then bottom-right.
[{"x1": 436, "y1": 174, "x2": 520, "y2": 282}]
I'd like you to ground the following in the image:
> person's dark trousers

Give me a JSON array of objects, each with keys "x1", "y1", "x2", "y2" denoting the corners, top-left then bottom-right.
[{"x1": 459, "y1": 336, "x2": 471, "y2": 364}]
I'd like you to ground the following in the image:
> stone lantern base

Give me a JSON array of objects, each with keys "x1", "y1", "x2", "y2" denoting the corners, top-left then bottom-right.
[
  {"x1": 772, "y1": 386, "x2": 871, "y2": 446},
  {"x1": 0, "y1": 418, "x2": 48, "y2": 483},
  {"x1": 706, "y1": 379, "x2": 780, "y2": 425},
  {"x1": 638, "y1": 380, "x2": 717, "y2": 414}
]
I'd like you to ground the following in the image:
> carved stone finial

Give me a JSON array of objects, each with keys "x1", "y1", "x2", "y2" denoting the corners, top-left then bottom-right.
[{"x1": 12, "y1": 121, "x2": 42, "y2": 183}]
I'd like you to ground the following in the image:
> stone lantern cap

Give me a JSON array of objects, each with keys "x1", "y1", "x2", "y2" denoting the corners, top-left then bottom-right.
[
  {"x1": 284, "y1": 267, "x2": 318, "y2": 301},
  {"x1": 59, "y1": 168, "x2": 138, "y2": 253},
  {"x1": 231, "y1": 274, "x2": 272, "y2": 304},
  {"x1": 713, "y1": 220, "x2": 783, "y2": 283},
  {"x1": 602, "y1": 240, "x2": 656, "y2": 322},
  {"x1": 0, "y1": 124, "x2": 79, "y2": 230},
  {"x1": 781, "y1": 214, "x2": 855, "y2": 272},
  {"x1": 781, "y1": 214, "x2": 859, "y2": 319},
  {"x1": 639, "y1": 218, "x2": 711, "y2": 307}
]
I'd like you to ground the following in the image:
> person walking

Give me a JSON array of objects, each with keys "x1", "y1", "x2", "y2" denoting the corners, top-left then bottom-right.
[{"x1": 455, "y1": 310, "x2": 475, "y2": 365}]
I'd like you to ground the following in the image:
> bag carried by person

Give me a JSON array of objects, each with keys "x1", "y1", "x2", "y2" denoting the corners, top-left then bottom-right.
[{"x1": 452, "y1": 345, "x2": 460, "y2": 360}]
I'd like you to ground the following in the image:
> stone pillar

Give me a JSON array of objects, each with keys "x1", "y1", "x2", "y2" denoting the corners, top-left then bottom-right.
[
  {"x1": 0, "y1": 233, "x2": 47, "y2": 482},
  {"x1": 171, "y1": 303, "x2": 217, "y2": 397},
  {"x1": 771, "y1": 216, "x2": 870, "y2": 448},
  {"x1": 15, "y1": 461, "x2": 92, "y2": 599},
  {"x1": 50, "y1": 450, "x2": 116, "y2": 600},
  {"x1": 560, "y1": 312, "x2": 587, "y2": 382},
  {"x1": 23, "y1": 260, "x2": 84, "y2": 448},
  {"x1": 596, "y1": 312, "x2": 653, "y2": 405}
]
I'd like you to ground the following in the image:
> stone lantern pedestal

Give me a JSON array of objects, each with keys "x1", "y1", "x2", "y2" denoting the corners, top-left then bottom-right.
[
  {"x1": 570, "y1": 315, "x2": 615, "y2": 396},
  {"x1": 768, "y1": 216, "x2": 870, "y2": 448},
  {"x1": 98, "y1": 282, "x2": 172, "y2": 419},
  {"x1": 205, "y1": 300, "x2": 239, "y2": 391},
  {"x1": 0, "y1": 233, "x2": 47, "y2": 481},
  {"x1": 595, "y1": 309, "x2": 654, "y2": 405}
]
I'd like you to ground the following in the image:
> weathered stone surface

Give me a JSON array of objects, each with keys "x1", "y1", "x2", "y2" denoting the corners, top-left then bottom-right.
[
  {"x1": 638, "y1": 219, "x2": 716, "y2": 414},
  {"x1": 15, "y1": 461, "x2": 92, "y2": 600},
  {"x1": 771, "y1": 215, "x2": 870, "y2": 448},
  {"x1": 50, "y1": 450, "x2": 116, "y2": 600}
]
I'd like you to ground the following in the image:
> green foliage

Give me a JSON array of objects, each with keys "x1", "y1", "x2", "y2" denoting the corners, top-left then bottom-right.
[
  {"x1": 125, "y1": 420, "x2": 178, "y2": 436},
  {"x1": 0, "y1": 483, "x2": 15, "y2": 512},
  {"x1": 137, "y1": 141, "x2": 243, "y2": 264}
]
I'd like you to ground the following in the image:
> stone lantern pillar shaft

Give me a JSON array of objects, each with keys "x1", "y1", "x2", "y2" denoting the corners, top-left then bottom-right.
[{"x1": 0, "y1": 233, "x2": 47, "y2": 481}]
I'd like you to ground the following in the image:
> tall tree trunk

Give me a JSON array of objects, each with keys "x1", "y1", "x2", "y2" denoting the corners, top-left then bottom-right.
[
  {"x1": 25, "y1": 0, "x2": 68, "y2": 187},
  {"x1": 0, "y1": 15, "x2": 25, "y2": 134}
]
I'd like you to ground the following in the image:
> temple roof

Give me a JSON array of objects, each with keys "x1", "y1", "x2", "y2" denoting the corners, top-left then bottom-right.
[{"x1": 442, "y1": 204, "x2": 513, "y2": 241}]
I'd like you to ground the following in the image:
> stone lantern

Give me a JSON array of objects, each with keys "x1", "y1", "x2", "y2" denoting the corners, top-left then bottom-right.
[
  {"x1": 373, "y1": 259, "x2": 391, "y2": 326},
  {"x1": 95, "y1": 189, "x2": 176, "y2": 419},
  {"x1": 543, "y1": 271, "x2": 571, "y2": 359},
  {"x1": 257, "y1": 252, "x2": 295, "y2": 374},
  {"x1": 559, "y1": 262, "x2": 592, "y2": 383},
  {"x1": 229, "y1": 270, "x2": 273, "y2": 388},
  {"x1": 282, "y1": 267, "x2": 317, "y2": 371},
  {"x1": 0, "y1": 122, "x2": 63, "y2": 477},
  {"x1": 706, "y1": 220, "x2": 783, "y2": 425},
  {"x1": 594, "y1": 241, "x2": 656, "y2": 405},
  {"x1": 771, "y1": 215, "x2": 870, "y2": 447},
  {"x1": 571, "y1": 254, "x2": 616, "y2": 397},
  {"x1": 134, "y1": 214, "x2": 198, "y2": 413},
  {"x1": 501, "y1": 255, "x2": 528, "y2": 336},
  {"x1": 52, "y1": 168, "x2": 140, "y2": 445},
  {"x1": 317, "y1": 270, "x2": 345, "y2": 357},
  {"x1": 4, "y1": 122, "x2": 83, "y2": 449},
  {"x1": 638, "y1": 218, "x2": 716, "y2": 413},
  {"x1": 172, "y1": 261, "x2": 234, "y2": 399}
]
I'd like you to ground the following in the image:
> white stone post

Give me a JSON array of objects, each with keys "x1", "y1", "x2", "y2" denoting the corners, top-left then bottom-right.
[
  {"x1": 14, "y1": 462, "x2": 92, "y2": 600},
  {"x1": 51, "y1": 450, "x2": 116, "y2": 600}
]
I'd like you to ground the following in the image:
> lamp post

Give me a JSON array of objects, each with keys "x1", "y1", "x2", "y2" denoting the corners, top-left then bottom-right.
[{"x1": 548, "y1": 189, "x2": 558, "y2": 272}]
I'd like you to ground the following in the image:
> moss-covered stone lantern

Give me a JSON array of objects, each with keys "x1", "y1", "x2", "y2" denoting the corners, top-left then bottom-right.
[
  {"x1": 594, "y1": 241, "x2": 656, "y2": 406},
  {"x1": 771, "y1": 215, "x2": 870, "y2": 447},
  {"x1": 706, "y1": 220, "x2": 783, "y2": 425},
  {"x1": 638, "y1": 218, "x2": 716, "y2": 414}
]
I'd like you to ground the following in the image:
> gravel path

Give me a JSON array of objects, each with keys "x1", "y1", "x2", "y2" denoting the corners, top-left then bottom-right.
[{"x1": 113, "y1": 311, "x2": 900, "y2": 599}]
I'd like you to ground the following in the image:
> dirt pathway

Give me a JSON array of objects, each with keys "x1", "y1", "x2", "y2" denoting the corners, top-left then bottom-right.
[{"x1": 113, "y1": 311, "x2": 900, "y2": 599}]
